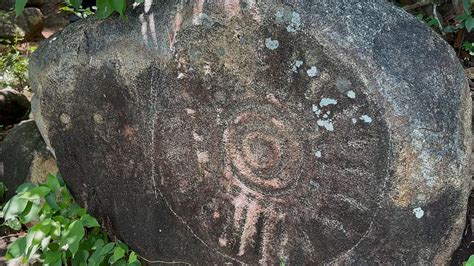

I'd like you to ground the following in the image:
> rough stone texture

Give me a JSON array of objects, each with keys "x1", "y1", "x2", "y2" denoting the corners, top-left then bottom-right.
[
  {"x1": 0, "y1": 120, "x2": 58, "y2": 200},
  {"x1": 29, "y1": 0, "x2": 471, "y2": 264},
  {"x1": 0, "y1": 88, "x2": 30, "y2": 127},
  {"x1": 0, "y1": 8, "x2": 44, "y2": 41}
]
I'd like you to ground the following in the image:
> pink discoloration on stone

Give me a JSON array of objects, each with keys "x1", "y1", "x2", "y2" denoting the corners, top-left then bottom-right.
[
  {"x1": 219, "y1": 237, "x2": 228, "y2": 247},
  {"x1": 238, "y1": 200, "x2": 261, "y2": 256},
  {"x1": 213, "y1": 211, "x2": 220, "y2": 219},
  {"x1": 186, "y1": 108, "x2": 196, "y2": 115},
  {"x1": 233, "y1": 193, "x2": 247, "y2": 228},
  {"x1": 193, "y1": 131, "x2": 203, "y2": 142},
  {"x1": 197, "y1": 151, "x2": 209, "y2": 163},
  {"x1": 222, "y1": 0, "x2": 241, "y2": 18},
  {"x1": 266, "y1": 93, "x2": 281, "y2": 106},
  {"x1": 193, "y1": 0, "x2": 204, "y2": 16}
]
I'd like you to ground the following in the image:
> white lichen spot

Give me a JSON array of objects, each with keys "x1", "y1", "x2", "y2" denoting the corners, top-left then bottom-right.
[
  {"x1": 275, "y1": 10, "x2": 284, "y2": 19},
  {"x1": 360, "y1": 115, "x2": 373, "y2": 124},
  {"x1": 315, "y1": 150, "x2": 322, "y2": 158},
  {"x1": 352, "y1": 118, "x2": 357, "y2": 124},
  {"x1": 346, "y1": 90, "x2": 356, "y2": 99},
  {"x1": 177, "y1": 73, "x2": 185, "y2": 79},
  {"x1": 323, "y1": 114, "x2": 328, "y2": 119},
  {"x1": 317, "y1": 119, "x2": 334, "y2": 131},
  {"x1": 312, "y1": 104, "x2": 321, "y2": 117},
  {"x1": 291, "y1": 60, "x2": 304, "y2": 72},
  {"x1": 319, "y1": 98, "x2": 337, "y2": 107},
  {"x1": 286, "y1": 12, "x2": 301, "y2": 32},
  {"x1": 413, "y1": 207, "x2": 424, "y2": 219},
  {"x1": 265, "y1": 38, "x2": 279, "y2": 50},
  {"x1": 307, "y1": 66, "x2": 319, "y2": 77}
]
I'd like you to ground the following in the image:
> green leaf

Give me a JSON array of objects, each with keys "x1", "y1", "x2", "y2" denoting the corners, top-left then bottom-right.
[
  {"x1": 43, "y1": 251, "x2": 62, "y2": 265},
  {"x1": 96, "y1": 0, "x2": 114, "y2": 19},
  {"x1": 110, "y1": 246, "x2": 126, "y2": 264},
  {"x1": 466, "y1": 16, "x2": 474, "y2": 32},
  {"x1": 88, "y1": 240, "x2": 115, "y2": 265},
  {"x1": 72, "y1": 249, "x2": 89, "y2": 266},
  {"x1": 81, "y1": 214, "x2": 100, "y2": 228},
  {"x1": 19, "y1": 201, "x2": 41, "y2": 224},
  {"x1": 4, "y1": 217, "x2": 22, "y2": 230},
  {"x1": 465, "y1": 0, "x2": 472, "y2": 15},
  {"x1": 128, "y1": 251, "x2": 138, "y2": 263},
  {"x1": 15, "y1": 0, "x2": 28, "y2": 17},
  {"x1": 109, "y1": 0, "x2": 126, "y2": 16},
  {"x1": 6, "y1": 236, "x2": 27, "y2": 259},
  {"x1": 2, "y1": 195, "x2": 28, "y2": 220},
  {"x1": 47, "y1": 173, "x2": 61, "y2": 192},
  {"x1": 56, "y1": 172, "x2": 65, "y2": 186},
  {"x1": 69, "y1": 0, "x2": 83, "y2": 9},
  {"x1": 45, "y1": 192, "x2": 61, "y2": 211},
  {"x1": 15, "y1": 183, "x2": 36, "y2": 193},
  {"x1": 19, "y1": 186, "x2": 51, "y2": 200},
  {"x1": 59, "y1": 220, "x2": 85, "y2": 255}
]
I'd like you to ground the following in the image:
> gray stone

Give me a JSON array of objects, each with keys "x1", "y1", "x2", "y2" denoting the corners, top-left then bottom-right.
[
  {"x1": 29, "y1": 0, "x2": 471, "y2": 264},
  {"x1": 0, "y1": 89, "x2": 30, "y2": 127},
  {"x1": 0, "y1": 8, "x2": 44, "y2": 42},
  {"x1": 0, "y1": 120, "x2": 58, "y2": 200}
]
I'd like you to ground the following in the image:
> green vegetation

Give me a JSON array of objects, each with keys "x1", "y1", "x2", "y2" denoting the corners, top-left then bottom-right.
[
  {"x1": 15, "y1": 0, "x2": 144, "y2": 19},
  {"x1": 0, "y1": 174, "x2": 141, "y2": 265},
  {"x1": 0, "y1": 37, "x2": 33, "y2": 91}
]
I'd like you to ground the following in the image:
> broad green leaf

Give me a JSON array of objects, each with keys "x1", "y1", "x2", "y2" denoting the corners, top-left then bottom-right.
[
  {"x1": 110, "y1": 246, "x2": 126, "y2": 263},
  {"x1": 90, "y1": 242, "x2": 115, "y2": 264},
  {"x1": 43, "y1": 251, "x2": 62, "y2": 265},
  {"x1": 15, "y1": 183, "x2": 36, "y2": 193},
  {"x1": 19, "y1": 201, "x2": 41, "y2": 223},
  {"x1": 19, "y1": 186, "x2": 51, "y2": 200},
  {"x1": 109, "y1": 0, "x2": 126, "y2": 16},
  {"x1": 466, "y1": 16, "x2": 474, "y2": 32},
  {"x1": 6, "y1": 237, "x2": 27, "y2": 258},
  {"x1": 128, "y1": 251, "x2": 138, "y2": 263},
  {"x1": 46, "y1": 173, "x2": 61, "y2": 192},
  {"x1": 72, "y1": 249, "x2": 89, "y2": 266},
  {"x1": 69, "y1": 0, "x2": 83, "y2": 9},
  {"x1": 81, "y1": 214, "x2": 100, "y2": 228},
  {"x1": 4, "y1": 217, "x2": 22, "y2": 230},
  {"x1": 45, "y1": 192, "x2": 61, "y2": 211},
  {"x1": 56, "y1": 172, "x2": 65, "y2": 186},
  {"x1": 15, "y1": 0, "x2": 28, "y2": 17},
  {"x1": 465, "y1": 0, "x2": 472, "y2": 15},
  {"x1": 59, "y1": 220, "x2": 85, "y2": 255},
  {"x1": 2, "y1": 195, "x2": 28, "y2": 220},
  {"x1": 96, "y1": 0, "x2": 114, "y2": 19}
]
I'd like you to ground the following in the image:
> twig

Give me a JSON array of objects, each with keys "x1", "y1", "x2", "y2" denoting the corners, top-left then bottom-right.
[
  {"x1": 137, "y1": 254, "x2": 192, "y2": 265},
  {"x1": 403, "y1": 0, "x2": 435, "y2": 11},
  {"x1": 0, "y1": 232, "x2": 26, "y2": 240}
]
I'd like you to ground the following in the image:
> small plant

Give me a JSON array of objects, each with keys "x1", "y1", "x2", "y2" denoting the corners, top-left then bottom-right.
[
  {"x1": 466, "y1": 255, "x2": 474, "y2": 266},
  {"x1": 0, "y1": 36, "x2": 33, "y2": 91},
  {"x1": 0, "y1": 173, "x2": 140, "y2": 265},
  {"x1": 456, "y1": 0, "x2": 474, "y2": 32},
  {"x1": 60, "y1": 0, "x2": 95, "y2": 19}
]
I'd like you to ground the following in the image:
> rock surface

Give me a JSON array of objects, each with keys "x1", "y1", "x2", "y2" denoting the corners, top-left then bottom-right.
[
  {"x1": 29, "y1": 0, "x2": 471, "y2": 264},
  {"x1": 0, "y1": 120, "x2": 58, "y2": 200},
  {"x1": 0, "y1": 88, "x2": 30, "y2": 127},
  {"x1": 0, "y1": 8, "x2": 44, "y2": 41}
]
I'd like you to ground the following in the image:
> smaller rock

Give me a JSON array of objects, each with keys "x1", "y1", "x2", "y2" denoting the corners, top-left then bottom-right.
[
  {"x1": 0, "y1": 120, "x2": 58, "y2": 200},
  {"x1": 0, "y1": 8, "x2": 44, "y2": 42},
  {"x1": 0, "y1": 89, "x2": 31, "y2": 127}
]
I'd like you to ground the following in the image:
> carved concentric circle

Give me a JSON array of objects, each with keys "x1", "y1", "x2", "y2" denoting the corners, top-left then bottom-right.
[{"x1": 223, "y1": 103, "x2": 305, "y2": 194}]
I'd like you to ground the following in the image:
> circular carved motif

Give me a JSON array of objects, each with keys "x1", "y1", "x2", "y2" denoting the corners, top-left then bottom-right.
[{"x1": 223, "y1": 104, "x2": 304, "y2": 195}]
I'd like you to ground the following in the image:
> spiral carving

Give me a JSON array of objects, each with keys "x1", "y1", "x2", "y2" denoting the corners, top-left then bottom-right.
[{"x1": 223, "y1": 104, "x2": 304, "y2": 194}]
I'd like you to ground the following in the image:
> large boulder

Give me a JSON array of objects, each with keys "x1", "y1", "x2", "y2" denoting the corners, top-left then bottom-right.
[
  {"x1": 0, "y1": 8, "x2": 44, "y2": 42},
  {"x1": 29, "y1": 1, "x2": 471, "y2": 264},
  {"x1": 0, "y1": 120, "x2": 58, "y2": 200}
]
